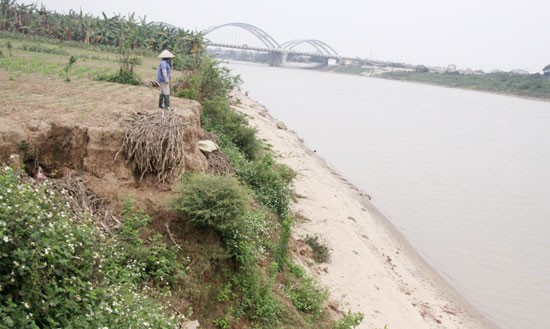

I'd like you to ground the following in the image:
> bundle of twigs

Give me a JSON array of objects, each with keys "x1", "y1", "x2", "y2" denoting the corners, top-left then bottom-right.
[
  {"x1": 204, "y1": 151, "x2": 234, "y2": 175},
  {"x1": 53, "y1": 174, "x2": 121, "y2": 232},
  {"x1": 141, "y1": 80, "x2": 160, "y2": 88},
  {"x1": 117, "y1": 111, "x2": 191, "y2": 184},
  {"x1": 198, "y1": 131, "x2": 234, "y2": 175}
]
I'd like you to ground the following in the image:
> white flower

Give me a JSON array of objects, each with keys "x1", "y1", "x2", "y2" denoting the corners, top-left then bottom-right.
[
  {"x1": 23, "y1": 302, "x2": 30, "y2": 309},
  {"x1": 2, "y1": 236, "x2": 9, "y2": 243}
]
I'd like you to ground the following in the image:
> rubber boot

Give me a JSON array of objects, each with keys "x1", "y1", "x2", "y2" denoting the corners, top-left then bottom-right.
[
  {"x1": 165, "y1": 95, "x2": 171, "y2": 110},
  {"x1": 158, "y1": 94, "x2": 164, "y2": 109}
]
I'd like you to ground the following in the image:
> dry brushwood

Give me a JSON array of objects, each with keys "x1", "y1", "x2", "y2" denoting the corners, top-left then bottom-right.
[
  {"x1": 197, "y1": 131, "x2": 233, "y2": 174},
  {"x1": 199, "y1": 131, "x2": 220, "y2": 144},
  {"x1": 204, "y1": 150, "x2": 234, "y2": 175},
  {"x1": 141, "y1": 80, "x2": 160, "y2": 88},
  {"x1": 52, "y1": 174, "x2": 121, "y2": 232},
  {"x1": 117, "y1": 111, "x2": 191, "y2": 184}
]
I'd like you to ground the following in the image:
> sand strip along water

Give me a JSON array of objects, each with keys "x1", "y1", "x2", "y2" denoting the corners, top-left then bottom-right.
[{"x1": 231, "y1": 91, "x2": 500, "y2": 329}]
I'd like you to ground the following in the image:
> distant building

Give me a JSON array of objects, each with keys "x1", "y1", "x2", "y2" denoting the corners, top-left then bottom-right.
[
  {"x1": 327, "y1": 58, "x2": 338, "y2": 66},
  {"x1": 459, "y1": 68, "x2": 472, "y2": 75},
  {"x1": 429, "y1": 66, "x2": 447, "y2": 73},
  {"x1": 510, "y1": 69, "x2": 530, "y2": 75},
  {"x1": 460, "y1": 68, "x2": 485, "y2": 75}
]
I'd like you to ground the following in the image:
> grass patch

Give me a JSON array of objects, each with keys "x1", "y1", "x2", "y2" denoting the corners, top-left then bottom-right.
[{"x1": 304, "y1": 234, "x2": 330, "y2": 263}]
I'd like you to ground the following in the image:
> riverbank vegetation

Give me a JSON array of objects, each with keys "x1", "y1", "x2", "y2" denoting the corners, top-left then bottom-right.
[
  {"x1": 1, "y1": 1, "x2": 365, "y2": 328},
  {"x1": 380, "y1": 70, "x2": 550, "y2": 100}
]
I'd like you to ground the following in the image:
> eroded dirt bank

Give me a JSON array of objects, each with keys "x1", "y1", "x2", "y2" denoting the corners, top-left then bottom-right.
[{"x1": 0, "y1": 72, "x2": 207, "y2": 207}]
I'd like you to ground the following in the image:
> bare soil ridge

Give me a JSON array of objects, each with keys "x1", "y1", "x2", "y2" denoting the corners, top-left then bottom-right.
[{"x1": 0, "y1": 71, "x2": 207, "y2": 207}]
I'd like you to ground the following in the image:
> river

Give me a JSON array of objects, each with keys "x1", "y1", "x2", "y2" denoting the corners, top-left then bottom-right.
[{"x1": 224, "y1": 61, "x2": 550, "y2": 329}]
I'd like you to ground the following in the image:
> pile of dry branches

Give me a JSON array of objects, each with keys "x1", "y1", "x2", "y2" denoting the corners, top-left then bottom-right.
[
  {"x1": 199, "y1": 131, "x2": 234, "y2": 175},
  {"x1": 204, "y1": 151, "x2": 234, "y2": 175},
  {"x1": 117, "y1": 111, "x2": 191, "y2": 183},
  {"x1": 53, "y1": 174, "x2": 121, "y2": 232},
  {"x1": 141, "y1": 80, "x2": 160, "y2": 88}
]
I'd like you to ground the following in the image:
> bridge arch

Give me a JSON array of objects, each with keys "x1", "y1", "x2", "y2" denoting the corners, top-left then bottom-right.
[
  {"x1": 280, "y1": 39, "x2": 338, "y2": 56},
  {"x1": 201, "y1": 22, "x2": 281, "y2": 49}
]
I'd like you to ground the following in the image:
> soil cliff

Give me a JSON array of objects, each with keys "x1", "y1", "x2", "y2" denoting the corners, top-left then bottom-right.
[{"x1": 0, "y1": 71, "x2": 207, "y2": 207}]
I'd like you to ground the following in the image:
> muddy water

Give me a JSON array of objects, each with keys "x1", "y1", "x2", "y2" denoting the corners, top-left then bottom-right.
[{"x1": 226, "y1": 61, "x2": 550, "y2": 329}]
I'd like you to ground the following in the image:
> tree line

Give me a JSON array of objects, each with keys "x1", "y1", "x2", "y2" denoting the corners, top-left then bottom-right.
[{"x1": 0, "y1": 0, "x2": 205, "y2": 66}]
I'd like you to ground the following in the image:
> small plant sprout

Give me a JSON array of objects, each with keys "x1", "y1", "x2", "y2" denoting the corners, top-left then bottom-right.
[
  {"x1": 63, "y1": 55, "x2": 77, "y2": 82},
  {"x1": 7, "y1": 41, "x2": 13, "y2": 56}
]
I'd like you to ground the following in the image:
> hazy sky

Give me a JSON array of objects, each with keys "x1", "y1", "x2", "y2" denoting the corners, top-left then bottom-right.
[{"x1": 36, "y1": 0, "x2": 549, "y2": 72}]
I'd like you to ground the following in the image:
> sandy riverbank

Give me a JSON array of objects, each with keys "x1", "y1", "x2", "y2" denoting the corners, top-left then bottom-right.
[{"x1": 231, "y1": 91, "x2": 499, "y2": 329}]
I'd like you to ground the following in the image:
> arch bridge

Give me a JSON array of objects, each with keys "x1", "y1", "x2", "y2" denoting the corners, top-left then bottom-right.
[{"x1": 201, "y1": 22, "x2": 340, "y2": 67}]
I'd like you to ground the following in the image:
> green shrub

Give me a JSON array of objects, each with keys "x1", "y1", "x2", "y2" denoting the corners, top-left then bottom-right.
[
  {"x1": 0, "y1": 167, "x2": 177, "y2": 328},
  {"x1": 201, "y1": 96, "x2": 261, "y2": 160},
  {"x1": 333, "y1": 311, "x2": 365, "y2": 329},
  {"x1": 304, "y1": 234, "x2": 330, "y2": 263},
  {"x1": 173, "y1": 174, "x2": 249, "y2": 231},
  {"x1": 286, "y1": 277, "x2": 328, "y2": 317},
  {"x1": 238, "y1": 154, "x2": 294, "y2": 219},
  {"x1": 176, "y1": 58, "x2": 260, "y2": 160},
  {"x1": 275, "y1": 217, "x2": 292, "y2": 271},
  {"x1": 222, "y1": 145, "x2": 295, "y2": 219},
  {"x1": 175, "y1": 73, "x2": 200, "y2": 100},
  {"x1": 103, "y1": 203, "x2": 185, "y2": 287},
  {"x1": 231, "y1": 267, "x2": 282, "y2": 327},
  {"x1": 173, "y1": 174, "x2": 272, "y2": 266},
  {"x1": 62, "y1": 55, "x2": 77, "y2": 82},
  {"x1": 174, "y1": 58, "x2": 240, "y2": 102},
  {"x1": 222, "y1": 210, "x2": 272, "y2": 266},
  {"x1": 96, "y1": 70, "x2": 141, "y2": 85}
]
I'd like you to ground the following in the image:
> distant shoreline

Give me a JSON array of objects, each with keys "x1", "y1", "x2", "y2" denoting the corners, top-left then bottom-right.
[
  {"x1": 223, "y1": 59, "x2": 550, "y2": 102},
  {"x1": 323, "y1": 67, "x2": 550, "y2": 102},
  {"x1": 372, "y1": 74, "x2": 550, "y2": 103}
]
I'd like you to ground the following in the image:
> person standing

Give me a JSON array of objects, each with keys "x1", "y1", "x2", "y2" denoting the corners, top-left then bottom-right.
[{"x1": 157, "y1": 49, "x2": 175, "y2": 110}]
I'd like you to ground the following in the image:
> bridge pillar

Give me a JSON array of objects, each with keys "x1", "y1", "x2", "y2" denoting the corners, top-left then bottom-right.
[{"x1": 270, "y1": 51, "x2": 288, "y2": 67}]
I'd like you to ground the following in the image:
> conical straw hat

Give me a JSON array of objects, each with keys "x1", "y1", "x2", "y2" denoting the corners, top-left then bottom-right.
[{"x1": 158, "y1": 49, "x2": 175, "y2": 58}]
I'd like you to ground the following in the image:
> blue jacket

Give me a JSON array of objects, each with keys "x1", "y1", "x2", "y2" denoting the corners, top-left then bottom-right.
[{"x1": 157, "y1": 59, "x2": 171, "y2": 83}]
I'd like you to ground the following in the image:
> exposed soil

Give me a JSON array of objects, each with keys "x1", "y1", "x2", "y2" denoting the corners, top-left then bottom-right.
[{"x1": 0, "y1": 70, "x2": 208, "y2": 211}]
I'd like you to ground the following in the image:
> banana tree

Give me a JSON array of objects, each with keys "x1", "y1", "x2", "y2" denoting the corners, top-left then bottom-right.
[{"x1": 0, "y1": 0, "x2": 17, "y2": 31}]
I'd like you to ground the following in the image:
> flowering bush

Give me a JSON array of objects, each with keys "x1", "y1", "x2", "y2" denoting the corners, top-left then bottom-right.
[{"x1": 0, "y1": 167, "x2": 178, "y2": 328}]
